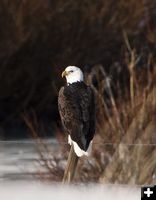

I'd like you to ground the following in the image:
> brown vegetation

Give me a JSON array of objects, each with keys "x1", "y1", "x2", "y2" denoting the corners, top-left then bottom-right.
[{"x1": 88, "y1": 64, "x2": 156, "y2": 185}]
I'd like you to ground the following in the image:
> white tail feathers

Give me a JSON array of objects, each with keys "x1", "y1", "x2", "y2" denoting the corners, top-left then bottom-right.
[{"x1": 68, "y1": 135, "x2": 92, "y2": 157}]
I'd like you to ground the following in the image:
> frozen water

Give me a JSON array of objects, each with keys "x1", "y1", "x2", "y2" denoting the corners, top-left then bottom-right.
[{"x1": 0, "y1": 140, "x2": 58, "y2": 181}]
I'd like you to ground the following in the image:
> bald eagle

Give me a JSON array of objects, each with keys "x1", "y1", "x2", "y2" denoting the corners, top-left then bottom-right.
[{"x1": 58, "y1": 66, "x2": 95, "y2": 157}]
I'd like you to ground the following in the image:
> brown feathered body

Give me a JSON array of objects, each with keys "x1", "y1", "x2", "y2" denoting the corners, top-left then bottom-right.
[{"x1": 58, "y1": 82, "x2": 95, "y2": 156}]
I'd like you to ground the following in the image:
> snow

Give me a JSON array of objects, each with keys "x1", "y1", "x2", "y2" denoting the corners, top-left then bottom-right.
[{"x1": 0, "y1": 183, "x2": 140, "y2": 200}]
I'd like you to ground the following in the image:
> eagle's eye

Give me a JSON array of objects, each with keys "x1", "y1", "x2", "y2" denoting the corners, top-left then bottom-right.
[{"x1": 70, "y1": 70, "x2": 74, "y2": 73}]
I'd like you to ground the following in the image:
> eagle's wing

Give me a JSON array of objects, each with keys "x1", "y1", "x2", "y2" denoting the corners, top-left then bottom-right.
[
  {"x1": 83, "y1": 86, "x2": 95, "y2": 147},
  {"x1": 58, "y1": 83, "x2": 95, "y2": 151}
]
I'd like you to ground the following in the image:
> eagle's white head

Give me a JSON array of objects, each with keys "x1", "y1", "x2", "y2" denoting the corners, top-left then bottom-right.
[{"x1": 62, "y1": 66, "x2": 84, "y2": 84}]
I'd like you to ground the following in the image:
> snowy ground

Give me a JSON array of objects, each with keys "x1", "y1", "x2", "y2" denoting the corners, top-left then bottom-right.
[
  {"x1": 0, "y1": 140, "x2": 140, "y2": 200},
  {"x1": 0, "y1": 183, "x2": 140, "y2": 200}
]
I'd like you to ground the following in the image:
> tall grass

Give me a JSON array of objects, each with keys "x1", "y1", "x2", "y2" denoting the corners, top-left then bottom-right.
[{"x1": 85, "y1": 57, "x2": 156, "y2": 185}]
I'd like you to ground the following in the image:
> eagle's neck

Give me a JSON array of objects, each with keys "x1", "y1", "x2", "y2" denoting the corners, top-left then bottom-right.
[{"x1": 67, "y1": 80, "x2": 84, "y2": 86}]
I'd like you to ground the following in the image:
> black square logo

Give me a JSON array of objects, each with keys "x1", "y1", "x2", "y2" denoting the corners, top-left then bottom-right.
[{"x1": 141, "y1": 185, "x2": 156, "y2": 199}]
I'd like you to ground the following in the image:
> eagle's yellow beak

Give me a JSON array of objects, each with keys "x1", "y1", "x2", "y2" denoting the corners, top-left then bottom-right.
[{"x1": 62, "y1": 70, "x2": 69, "y2": 78}]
